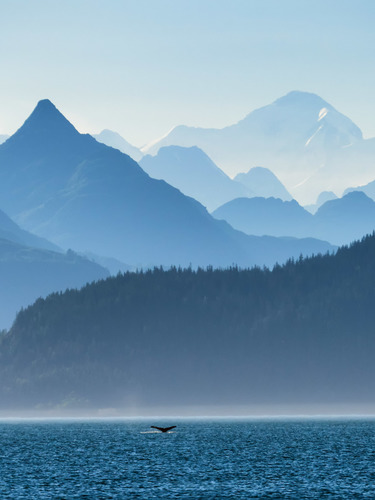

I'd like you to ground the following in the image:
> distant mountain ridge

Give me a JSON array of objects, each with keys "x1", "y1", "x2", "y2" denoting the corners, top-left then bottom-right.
[
  {"x1": 141, "y1": 91, "x2": 373, "y2": 203},
  {"x1": 0, "y1": 99, "x2": 334, "y2": 269},
  {"x1": 140, "y1": 146, "x2": 292, "y2": 211},
  {"x1": 140, "y1": 145, "x2": 249, "y2": 211},
  {"x1": 213, "y1": 191, "x2": 375, "y2": 246},
  {"x1": 213, "y1": 197, "x2": 312, "y2": 239}
]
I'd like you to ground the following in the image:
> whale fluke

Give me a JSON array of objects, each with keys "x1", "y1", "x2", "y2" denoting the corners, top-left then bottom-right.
[{"x1": 150, "y1": 425, "x2": 176, "y2": 433}]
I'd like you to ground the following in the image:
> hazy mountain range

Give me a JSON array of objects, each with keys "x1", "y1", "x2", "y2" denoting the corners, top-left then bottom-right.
[
  {"x1": 4, "y1": 91, "x2": 375, "y2": 206},
  {"x1": 1, "y1": 232, "x2": 374, "y2": 410},
  {"x1": 213, "y1": 197, "x2": 313, "y2": 240},
  {"x1": 140, "y1": 146, "x2": 292, "y2": 211},
  {"x1": 0, "y1": 99, "x2": 333, "y2": 269},
  {"x1": 140, "y1": 145, "x2": 248, "y2": 211},
  {"x1": 141, "y1": 91, "x2": 375, "y2": 204},
  {"x1": 0, "y1": 135, "x2": 9, "y2": 145},
  {"x1": 213, "y1": 191, "x2": 375, "y2": 246}
]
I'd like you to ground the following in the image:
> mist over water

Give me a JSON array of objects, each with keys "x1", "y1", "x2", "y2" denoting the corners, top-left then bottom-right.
[{"x1": 1, "y1": 418, "x2": 375, "y2": 499}]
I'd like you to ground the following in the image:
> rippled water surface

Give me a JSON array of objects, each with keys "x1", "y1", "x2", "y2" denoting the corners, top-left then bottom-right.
[{"x1": 1, "y1": 418, "x2": 375, "y2": 498}]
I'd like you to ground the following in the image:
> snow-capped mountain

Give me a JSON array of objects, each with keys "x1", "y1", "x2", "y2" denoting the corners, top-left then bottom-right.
[{"x1": 142, "y1": 91, "x2": 370, "y2": 203}]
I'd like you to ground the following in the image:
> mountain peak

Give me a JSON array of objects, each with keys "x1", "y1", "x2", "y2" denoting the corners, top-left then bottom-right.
[
  {"x1": 273, "y1": 91, "x2": 330, "y2": 109},
  {"x1": 316, "y1": 191, "x2": 374, "y2": 217},
  {"x1": 234, "y1": 167, "x2": 293, "y2": 201},
  {"x1": 35, "y1": 98, "x2": 56, "y2": 109},
  {"x1": 9, "y1": 99, "x2": 79, "y2": 142}
]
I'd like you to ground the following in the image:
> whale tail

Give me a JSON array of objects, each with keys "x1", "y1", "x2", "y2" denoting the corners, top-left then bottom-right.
[{"x1": 150, "y1": 425, "x2": 176, "y2": 433}]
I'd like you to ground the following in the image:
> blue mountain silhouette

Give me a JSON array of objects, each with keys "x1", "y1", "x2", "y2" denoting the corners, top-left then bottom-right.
[{"x1": 0, "y1": 100, "x2": 333, "y2": 268}]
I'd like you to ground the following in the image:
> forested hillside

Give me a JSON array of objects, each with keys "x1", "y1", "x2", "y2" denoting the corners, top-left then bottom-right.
[{"x1": 1, "y1": 234, "x2": 375, "y2": 410}]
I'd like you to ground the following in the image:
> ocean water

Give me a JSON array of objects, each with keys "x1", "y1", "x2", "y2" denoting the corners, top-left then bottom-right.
[{"x1": 0, "y1": 418, "x2": 375, "y2": 499}]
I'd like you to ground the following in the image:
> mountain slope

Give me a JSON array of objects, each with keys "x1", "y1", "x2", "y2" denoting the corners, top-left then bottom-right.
[
  {"x1": 313, "y1": 191, "x2": 375, "y2": 245},
  {"x1": 1, "y1": 233, "x2": 375, "y2": 410},
  {"x1": 0, "y1": 135, "x2": 9, "y2": 145},
  {"x1": 140, "y1": 145, "x2": 249, "y2": 211},
  {"x1": 0, "y1": 100, "x2": 333, "y2": 268},
  {"x1": 0, "y1": 206, "x2": 59, "y2": 251},
  {"x1": 93, "y1": 129, "x2": 143, "y2": 161},
  {"x1": 0, "y1": 239, "x2": 108, "y2": 328}
]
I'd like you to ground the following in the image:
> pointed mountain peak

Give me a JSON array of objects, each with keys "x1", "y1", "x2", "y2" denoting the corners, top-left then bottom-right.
[
  {"x1": 26, "y1": 99, "x2": 78, "y2": 131},
  {"x1": 9, "y1": 99, "x2": 80, "y2": 143},
  {"x1": 35, "y1": 98, "x2": 57, "y2": 110}
]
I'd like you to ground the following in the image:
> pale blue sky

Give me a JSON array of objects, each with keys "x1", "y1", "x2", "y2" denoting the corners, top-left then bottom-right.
[{"x1": 0, "y1": 0, "x2": 374, "y2": 146}]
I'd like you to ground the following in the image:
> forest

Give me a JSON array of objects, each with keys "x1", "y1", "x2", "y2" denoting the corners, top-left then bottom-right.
[{"x1": 0, "y1": 233, "x2": 374, "y2": 410}]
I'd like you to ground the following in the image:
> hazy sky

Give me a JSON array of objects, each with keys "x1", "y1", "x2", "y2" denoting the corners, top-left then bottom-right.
[{"x1": 1, "y1": 0, "x2": 374, "y2": 146}]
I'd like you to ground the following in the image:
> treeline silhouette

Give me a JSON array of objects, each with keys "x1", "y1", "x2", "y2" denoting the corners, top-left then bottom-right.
[{"x1": 1, "y1": 233, "x2": 375, "y2": 409}]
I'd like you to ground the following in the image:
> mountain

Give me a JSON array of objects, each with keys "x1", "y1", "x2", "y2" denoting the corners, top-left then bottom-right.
[
  {"x1": 0, "y1": 135, "x2": 9, "y2": 145},
  {"x1": 142, "y1": 91, "x2": 370, "y2": 204},
  {"x1": 1, "y1": 233, "x2": 375, "y2": 410},
  {"x1": 213, "y1": 192, "x2": 375, "y2": 246},
  {"x1": 304, "y1": 191, "x2": 338, "y2": 214},
  {"x1": 140, "y1": 149, "x2": 292, "y2": 211},
  {"x1": 93, "y1": 129, "x2": 143, "y2": 161},
  {"x1": 293, "y1": 136, "x2": 375, "y2": 203},
  {"x1": 0, "y1": 99, "x2": 101, "y2": 217},
  {"x1": 0, "y1": 99, "x2": 334, "y2": 269},
  {"x1": 0, "y1": 239, "x2": 108, "y2": 328},
  {"x1": 344, "y1": 178, "x2": 375, "y2": 201},
  {"x1": 234, "y1": 167, "x2": 292, "y2": 201},
  {"x1": 212, "y1": 197, "x2": 313, "y2": 238},
  {"x1": 313, "y1": 191, "x2": 375, "y2": 245},
  {"x1": 140, "y1": 145, "x2": 249, "y2": 211}
]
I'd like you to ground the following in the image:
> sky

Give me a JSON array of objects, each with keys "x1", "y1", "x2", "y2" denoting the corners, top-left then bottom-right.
[{"x1": 0, "y1": 0, "x2": 374, "y2": 147}]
